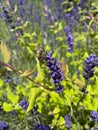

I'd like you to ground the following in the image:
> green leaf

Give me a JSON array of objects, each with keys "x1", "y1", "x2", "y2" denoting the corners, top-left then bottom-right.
[
  {"x1": 66, "y1": 52, "x2": 72, "y2": 58},
  {"x1": 23, "y1": 33, "x2": 32, "y2": 41},
  {"x1": 21, "y1": 69, "x2": 34, "y2": 77},
  {"x1": 7, "y1": 92, "x2": 19, "y2": 104},
  {"x1": 35, "y1": 59, "x2": 44, "y2": 82},
  {"x1": 56, "y1": 37, "x2": 63, "y2": 42},
  {"x1": 0, "y1": 41, "x2": 11, "y2": 63},
  {"x1": 3, "y1": 102, "x2": 13, "y2": 112},
  {"x1": 58, "y1": 116, "x2": 65, "y2": 126},
  {"x1": 0, "y1": 79, "x2": 4, "y2": 87},
  {"x1": 57, "y1": 22, "x2": 63, "y2": 31},
  {"x1": 23, "y1": 21, "x2": 29, "y2": 28},
  {"x1": 26, "y1": 88, "x2": 42, "y2": 114},
  {"x1": 50, "y1": 92, "x2": 65, "y2": 105},
  {"x1": 53, "y1": 107, "x2": 60, "y2": 114},
  {"x1": 31, "y1": 31, "x2": 36, "y2": 37}
]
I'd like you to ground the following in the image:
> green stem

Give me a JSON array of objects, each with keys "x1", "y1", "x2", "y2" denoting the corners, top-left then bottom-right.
[
  {"x1": 59, "y1": 92, "x2": 81, "y2": 130},
  {"x1": 0, "y1": 61, "x2": 55, "y2": 91}
]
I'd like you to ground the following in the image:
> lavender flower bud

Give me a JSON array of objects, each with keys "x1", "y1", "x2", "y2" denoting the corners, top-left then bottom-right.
[
  {"x1": 19, "y1": 100, "x2": 28, "y2": 110},
  {"x1": 0, "y1": 121, "x2": 9, "y2": 130},
  {"x1": 65, "y1": 115, "x2": 72, "y2": 128},
  {"x1": 4, "y1": 76, "x2": 12, "y2": 83},
  {"x1": 34, "y1": 124, "x2": 51, "y2": 130},
  {"x1": 83, "y1": 54, "x2": 98, "y2": 80},
  {"x1": 1, "y1": 6, "x2": 13, "y2": 24},
  {"x1": 45, "y1": 52, "x2": 64, "y2": 92},
  {"x1": 90, "y1": 110, "x2": 98, "y2": 122},
  {"x1": 64, "y1": 27, "x2": 74, "y2": 53}
]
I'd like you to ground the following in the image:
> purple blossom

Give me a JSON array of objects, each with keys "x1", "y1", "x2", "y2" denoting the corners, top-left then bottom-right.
[
  {"x1": 63, "y1": 3, "x2": 80, "y2": 28},
  {"x1": 1, "y1": 6, "x2": 13, "y2": 24},
  {"x1": 54, "y1": 8, "x2": 62, "y2": 21},
  {"x1": 17, "y1": 0, "x2": 26, "y2": 6},
  {"x1": 65, "y1": 115, "x2": 72, "y2": 128},
  {"x1": 55, "y1": 85, "x2": 64, "y2": 93},
  {"x1": 79, "y1": 0, "x2": 86, "y2": 9},
  {"x1": 13, "y1": 77, "x2": 19, "y2": 85},
  {"x1": 83, "y1": 54, "x2": 98, "y2": 80},
  {"x1": 11, "y1": 110, "x2": 17, "y2": 116},
  {"x1": 19, "y1": 100, "x2": 28, "y2": 110},
  {"x1": 71, "y1": 4, "x2": 80, "y2": 21},
  {"x1": 0, "y1": 121, "x2": 9, "y2": 130},
  {"x1": 8, "y1": 0, "x2": 15, "y2": 11},
  {"x1": 29, "y1": 3, "x2": 33, "y2": 15},
  {"x1": 44, "y1": 9, "x2": 53, "y2": 24},
  {"x1": 34, "y1": 124, "x2": 51, "y2": 130},
  {"x1": 64, "y1": 27, "x2": 74, "y2": 52},
  {"x1": 41, "y1": 23, "x2": 47, "y2": 31},
  {"x1": 90, "y1": 110, "x2": 98, "y2": 122},
  {"x1": 45, "y1": 52, "x2": 64, "y2": 92},
  {"x1": 43, "y1": 0, "x2": 52, "y2": 9},
  {"x1": 4, "y1": 76, "x2": 12, "y2": 83},
  {"x1": 18, "y1": 6, "x2": 26, "y2": 19}
]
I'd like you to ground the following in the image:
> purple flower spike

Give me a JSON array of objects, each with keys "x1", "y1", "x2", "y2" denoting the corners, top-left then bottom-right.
[
  {"x1": 34, "y1": 124, "x2": 51, "y2": 130},
  {"x1": 64, "y1": 27, "x2": 74, "y2": 53},
  {"x1": 83, "y1": 54, "x2": 98, "y2": 80},
  {"x1": 19, "y1": 100, "x2": 28, "y2": 110},
  {"x1": 90, "y1": 110, "x2": 98, "y2": 122},
  {"x1": 65, "y1": 115, "x2": 72, "y2": 128},
  {"x1": 45, "y1": 52, "x2": 64, "y2": 92},
  {"x1": 0, "y1": 121, "x2": 9, "y2": 130}
]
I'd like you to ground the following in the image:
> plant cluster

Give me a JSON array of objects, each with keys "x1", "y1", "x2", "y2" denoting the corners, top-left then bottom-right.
[{"x1": 0, "y1": 0, "x2": 98, "y2": 130}]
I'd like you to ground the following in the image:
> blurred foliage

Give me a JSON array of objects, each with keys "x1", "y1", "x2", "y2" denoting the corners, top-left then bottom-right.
[{"x1": 0, "y1": 0, "x2": 98, "y2": 130}]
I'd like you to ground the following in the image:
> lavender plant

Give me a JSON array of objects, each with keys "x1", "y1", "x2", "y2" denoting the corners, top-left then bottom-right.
[
  {"x1": 64, "y1": 27, "x2": 74, "y2": 52},
  {"x1": 45, "y1": 52, "x2": 64, "y2": 92},
  {"x1": 0, "y1": 0, "x2": 98, "y2": 130},
  {"x1": 65, "y1": 115, "x2": 72, "y2": 128},
  {"x1": 83, "y1": 54, "x2": 98, "y2": 80},
  {"x1": 0, "y1": 121, "x2": 9, "y2": 130},
  {"x1": 90, "y1": 110, "x2": 98, "y2": 122},
  {"x1": 34, "y1": 124, "x2": 51, "y2": 130}
]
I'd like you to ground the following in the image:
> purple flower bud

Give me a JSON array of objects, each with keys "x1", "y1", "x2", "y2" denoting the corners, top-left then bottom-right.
[
  {"x1": 4, "y1": 76, "x2": 12, "y2": 83},
  {"x1": 90, "y1": 110, "x2": 98, "y2": 122},
  {"x1": 0, "y1": 121, "x2": 9, "y2": 130},
  {"x1": 65, "y1": 115, "x2": 72, "y2": 128},
  {"x1": 83, "y1": 54, "x2": 98, "y2": 80},
  {"x1": 64, "y1": 28, "x2": 74, "y2": 52},
  {"x1": 34, "y1": 124, "x2": 51, "y2": 130},
  {"x1": 19, "y1": 100, "x2": 28, "y2": 110},
  {"x1": 45, "y1": 52, "x2": 64, "y2": 92}
]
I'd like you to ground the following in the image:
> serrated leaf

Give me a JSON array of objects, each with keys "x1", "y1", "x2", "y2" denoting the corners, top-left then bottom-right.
[
  {"x1": 3, "y1": 102, "x2": 13, "y2": 112},
  {"x1": 26, "y1": 88, "x2": 42, "y2": 114},
  {"x1": 21, "y1": 70, "x2": 34, "y2": 77},
  {"x1": 0, "y1": 42, "x2": 11, "y2": 63}
]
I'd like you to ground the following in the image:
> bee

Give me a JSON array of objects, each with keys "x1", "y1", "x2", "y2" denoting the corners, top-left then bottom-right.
[{"x1": 36, "y1": 47, "x2": 46, "y2": 63}]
